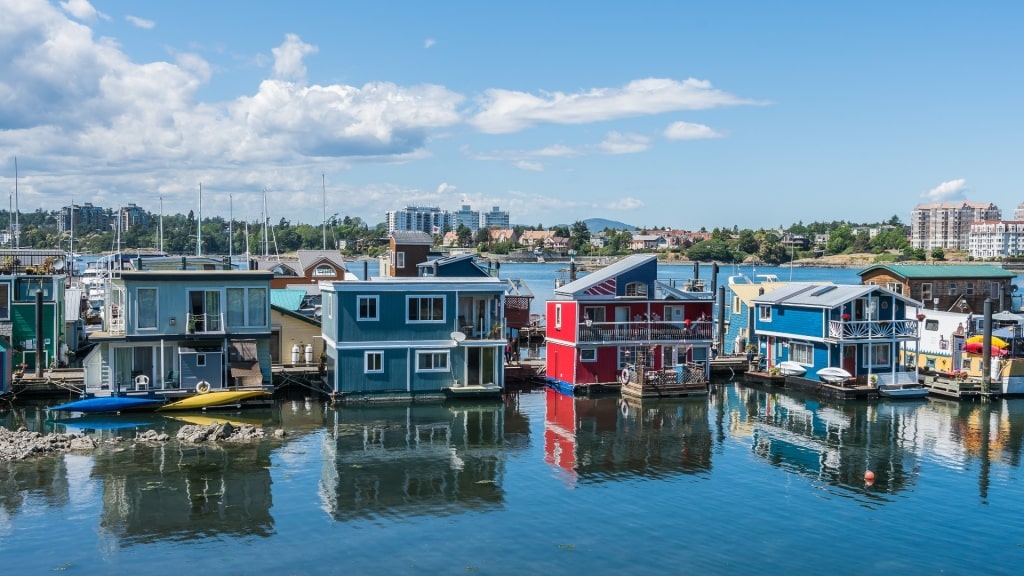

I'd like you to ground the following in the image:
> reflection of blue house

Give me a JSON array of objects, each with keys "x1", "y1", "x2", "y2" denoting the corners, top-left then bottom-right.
[{"x1": 750, "y1": 283, "x2": 920, "y2": 383}]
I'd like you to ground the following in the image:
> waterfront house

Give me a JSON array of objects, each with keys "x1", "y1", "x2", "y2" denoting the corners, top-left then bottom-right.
[
  {"x1": 381, "y1": 231, "x2": 436, "y2": 277},
  {"x1": 82, "y1": 270, "x2": 273, "y2": 396},
  {"x1": 0, "y1": 274, "x2": 68, "y2": 371},
  {"x1": 270, "y1": 289, "x2": 323, "y2": 366},
  {"x1": 251, "y1": 250, "x2": 350, "y2": 289},
  {"x1": 750, "y1": 282, "x2": 920, "y2": 384},
  {"x1": 858, "y1": 264, "x2": 1016, "y2": 315},
  {"x1": 544, "y1": 254, "x2": 714, "y2": 396},
  {"x1": 320, "y1": 270, "x2": 507, "y2": 401}
]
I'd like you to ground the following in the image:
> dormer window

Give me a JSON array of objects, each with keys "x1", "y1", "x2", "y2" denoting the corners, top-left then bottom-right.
[
  {"x1": 313, "y1": 264, "x2": 335, "y2": 277},
  {"x1": 625, "y1": 282, "x2": 647, "y2": 297}
]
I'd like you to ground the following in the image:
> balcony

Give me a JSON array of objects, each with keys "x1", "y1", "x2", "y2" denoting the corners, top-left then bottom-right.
[
  {"x1": 186, "y1": 312, "x2": 226, "y2": 335},
  {"x1": 577, "y1": 320, "x2": 713, "y2": 344},
  {"x1": 827, "y1": 319, "x2": 918, "y2": 340}
]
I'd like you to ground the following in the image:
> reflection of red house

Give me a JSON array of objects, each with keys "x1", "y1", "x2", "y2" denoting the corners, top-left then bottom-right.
[{"x1": 544, "y1": 255, "x2": 714, "y2": 395}]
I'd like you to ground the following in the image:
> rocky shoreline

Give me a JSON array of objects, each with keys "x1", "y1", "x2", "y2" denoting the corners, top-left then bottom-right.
[{"x1": 0, "y1": 421, "x2": 286, "y2": 462}]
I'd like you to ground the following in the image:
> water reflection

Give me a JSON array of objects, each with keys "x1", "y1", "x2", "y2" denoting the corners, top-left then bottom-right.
[
  {"x1": 543, "y1": 388, "x2": 712, "y2": 484},
  {"x1": 712, "y1": 384, "x2": 1024, "y2": 499},
  {"x1": 319, "y1": 401, "x2": 518, "y2": 520}
]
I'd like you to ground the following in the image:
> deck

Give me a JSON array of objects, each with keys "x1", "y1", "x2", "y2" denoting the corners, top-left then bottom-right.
[{"x1": 744, "y1": 371, "x2": 879, "y2": 400}]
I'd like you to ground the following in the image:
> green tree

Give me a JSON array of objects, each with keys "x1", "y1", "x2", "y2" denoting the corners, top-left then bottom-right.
[
  {"x1": 569, "y1": 220, "x2": 591, "y2": 252},
  {"x1": 825, "y1": 226, "x2": 854, "y2": 254},
  {"x1": 930, "y1": 247, "x2": 945, "y2": 261}
]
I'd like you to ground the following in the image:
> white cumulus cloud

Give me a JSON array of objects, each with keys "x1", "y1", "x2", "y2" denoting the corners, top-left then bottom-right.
[
  {"x1": 922, "y1": 179, "x2": 968, "y2": 201},
  {"x1": 126, "y1": 15, "x2": 155, "y2": 29},
  {"x1": 607, "y1": 197, "x2": 645, "y2": 211},
  {"x1": 60, "y1": 0, "x2": 102, "y2": 21},
  {"x1": 437, "y1": 182, "x2": 457, "y2": 194},
  {"x1": 664, "y1": 121, "x2": 722, "y2": 140},
  {"x1": 599, "y1": 131, "x2": 650, "y2": 155},
  {"x1": 469, "y1": 77, "x2": 761, "y2": 134},
  {"x1": 272, "y1": 33, "x2": 318, "y2": 82}
]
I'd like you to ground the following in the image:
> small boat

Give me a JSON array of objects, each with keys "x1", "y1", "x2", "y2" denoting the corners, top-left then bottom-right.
[
  {"x1": 816, "y1": 367, "x2": 852, "y2": 384},
  {"x1": 777, "y1": 361, "x2": 807, "y2": 376},
  {"x1": 877, "y1": 382, "x2": 929, "y2": 399},
  {"x1": 48, "y1": 396, "x2": 166, "y2": 414},
  {"x1": 156, "y1": 389, "x2": 270, "y2": 412}
]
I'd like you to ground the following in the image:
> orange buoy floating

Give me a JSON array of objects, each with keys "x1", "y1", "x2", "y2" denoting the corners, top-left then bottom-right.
[{"x1": 864, "y1": 470, "x2": 875, "y2": 485}]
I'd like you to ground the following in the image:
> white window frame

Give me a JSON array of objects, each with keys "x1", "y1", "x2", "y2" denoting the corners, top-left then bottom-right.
[
  {"x1": 580, "y1": 348, "x2": 597, "y2": 362},
  {"x1": 555, "y1": 304, "x2": 562, "y2": 330},
  {"x1": 583, "y1": 306, "x2": 605, "y2": 323},
  {"x1": 790, "y1": 342, "x2": 813, "y2": 364},
  {"x1": 313, "y1": 264, "x2": 335, "y2": 277},
  {"x1": 625, "y1": 281, "x2": 647, "y2": 297},
  {"x1": 867, "y1": 342, "x2": 891, "y2": 368},
  {"x1": 365, "y1": 351, "x2": 383, "y2": 373},
  {"x1": 416, "y1": 350, "x2": 449, "y2": 372},
  {"x1": 758, "y1": 305, "x2": 772, "y2": 322},
  {"x1": 0, "y1": 283, "x2": 8, "y2": 320},
  {"x1": 357, "y1": 295, "x2": 379, "y2": 321},
  {"x1": 396, "y1": 251, "x2": 406, "y2": 269},
  {"x1": 406, "y1": 295, "x2": 445, "y2": 323}
]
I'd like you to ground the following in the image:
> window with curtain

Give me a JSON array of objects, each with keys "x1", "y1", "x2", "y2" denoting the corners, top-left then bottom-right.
[{"x1": 248, "y1": 288, "x2": 267, "y2": 326}]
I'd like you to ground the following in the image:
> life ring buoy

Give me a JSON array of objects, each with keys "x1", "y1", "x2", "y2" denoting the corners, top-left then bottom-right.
[
  {"x1": 195, "y1": 381, "x2": 211, "y2": 394},
  {"x1": 134, "y1": 374, "x2": 150, "y2": 388},
  {"x1": 620, "y1": 399, "x2": 629, "y2": 418},
  {"x1": 620, "y1": 368, "x2": 630, "y2": 384}
]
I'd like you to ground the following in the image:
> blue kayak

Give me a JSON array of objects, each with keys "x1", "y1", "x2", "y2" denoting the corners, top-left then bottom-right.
[{"x1": 48, "y1": 396, "x2": 166, "y2": 413}]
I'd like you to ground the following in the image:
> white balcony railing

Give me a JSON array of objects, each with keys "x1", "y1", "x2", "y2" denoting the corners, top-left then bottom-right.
[
  {"x1": 827, "y1": 319, "x2": 918, "y2": 340},
  {"x1": 578, "y1": 320, "x2": 713, "y2": 343}
]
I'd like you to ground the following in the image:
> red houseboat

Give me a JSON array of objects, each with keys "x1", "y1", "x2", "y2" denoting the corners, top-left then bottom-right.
[{"x1": 544, "y1": 255, "x2": 714, "y2": 396}]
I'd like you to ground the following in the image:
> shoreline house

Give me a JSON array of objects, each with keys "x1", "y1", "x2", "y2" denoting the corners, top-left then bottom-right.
[
  {"x1": 858, "y1": 264, "x2": 1017, "y2": 315},
  {"x1": 750, "y1": 282, "x2": 920, "y2": 384},
  {"x1": 82, "y1": 270, "x2": 273, "y2": 397},
  {"x1": 544, "y1": 255, "x2": 715, "y2": 396}
]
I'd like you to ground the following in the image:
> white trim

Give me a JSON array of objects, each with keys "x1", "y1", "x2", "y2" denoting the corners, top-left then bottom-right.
[
  {"x1": 415, "y1": 350, "x2": 450, "y2": 372},
  {"x1": 580, "y1": 348, "x2": 597, "y2": 362},
  {"x1": 364, "y1": 350, "x2": 383, "y2": 373},
  {"x1": 406, "y1": 294, "x2": 446, "y2": 323},
  {"x1": 356, "y1": 295, "x2": 379, "y2": 321}
]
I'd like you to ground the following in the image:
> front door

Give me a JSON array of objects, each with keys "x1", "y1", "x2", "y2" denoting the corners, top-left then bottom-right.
[
  {"x1": 615, "y1": 306, "x2": 630, "y2": 338},
  {"x1": 842, "y1": 344, "x2": 856, "y2": 376}
]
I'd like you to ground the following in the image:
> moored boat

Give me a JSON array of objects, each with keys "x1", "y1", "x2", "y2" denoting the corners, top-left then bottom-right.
[
  {"x1": 777, "y1": 361, "x2": 807, "y2": 376},
  {"x1": 48, "y1": 395, "x2": 166, "y2": 414},
  {"x1": 877, "y1": 382, "x2": 929, "y2": 399},
  {"x1": 816, "y1": 367, "x2": 853, "y2": 384},
  {"x1": 156, "y1": 389, "x2": 270, "y2": 412}
]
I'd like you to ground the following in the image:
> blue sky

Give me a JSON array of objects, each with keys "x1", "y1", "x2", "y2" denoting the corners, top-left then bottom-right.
[{"x1": 2, "y1": 0, "x2": 1023, "y2": 231}]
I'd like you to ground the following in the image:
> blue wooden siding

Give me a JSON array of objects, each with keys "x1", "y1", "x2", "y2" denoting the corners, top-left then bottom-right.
[
  {"x1": 757, "y1": 306, "x2": 824, "y2": 338},
  {"x1": 613, "y1": 259, "x2": 658, "y2": 297},
  {"x1": 337, "y1": 291, "x2": 457, "y2": 342}
]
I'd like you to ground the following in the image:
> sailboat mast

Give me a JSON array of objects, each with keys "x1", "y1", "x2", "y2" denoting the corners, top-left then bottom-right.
[
  {"x1": 322, "y1": 174, "x2": 327, "y2": 250},
  {"x1": 159, "y1": 196, "x2": 164, "y2": 253},
  {"x1": 14, "y1": 156, "x2": 18, "y2": 249},
  {"x1": 197, "y1": 182, "x2": 202, "y2": 257},
  {"x1": 229, "y1": 194, "x2": 233, "y2": 263}
]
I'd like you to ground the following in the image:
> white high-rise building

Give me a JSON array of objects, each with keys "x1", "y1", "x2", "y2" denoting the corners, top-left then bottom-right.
[
  {"x1": 968, "y1": 220, "x2": 1024, "y2": 258},
  {"x1": 910, "y1": 201, "x2": 1001, "y2": 250},
  {"x1": 479, "y1": 206, "x2": 510, "y2": 230},
  {"x1": 386, "y1": 206, "x2": 452, "y2": 235}
]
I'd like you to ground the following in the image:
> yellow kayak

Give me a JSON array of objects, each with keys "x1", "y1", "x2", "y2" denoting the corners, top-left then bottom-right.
[
  {"x1": 966, "y1": 334, "x2": 1008, "y2": 348},
  {"x1": 156, "y1": 390, "x2": 270, "y2": 412}
]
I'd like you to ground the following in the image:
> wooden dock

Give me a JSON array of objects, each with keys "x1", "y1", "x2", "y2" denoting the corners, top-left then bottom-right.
[{"x1": 744, "y1": 371, "x2": 879, "y2": 400}]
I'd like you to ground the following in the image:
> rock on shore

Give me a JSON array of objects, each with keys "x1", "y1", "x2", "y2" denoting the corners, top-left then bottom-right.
[{"x1": 1, "y1": 422, "x2": 287, "y2": 462}]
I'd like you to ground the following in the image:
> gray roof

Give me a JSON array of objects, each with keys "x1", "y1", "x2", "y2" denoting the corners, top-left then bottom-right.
[
  {"x1": 296, "y1": 250, "x2": 347, "y2": 272},
  {"x1": 555, "y1": 254, "x2": 654, "y2": 297},
  {"x1": 390, "y1": 231, "x2": 434, "y2": 245},
  {"x1": 751, "y1": 282, "x2": 921, "y2": 308}
]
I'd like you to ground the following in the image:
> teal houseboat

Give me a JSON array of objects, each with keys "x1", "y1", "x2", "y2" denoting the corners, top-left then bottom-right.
[
  {"x1": 82, "y1": 270, "x2": 274, "y2": 397},
  {"x1": 0, "y1": 274, "x2": 68, "y2": 372},
  {"x1": 320, "y1": 274, "x2": 507, "y2": 402}
]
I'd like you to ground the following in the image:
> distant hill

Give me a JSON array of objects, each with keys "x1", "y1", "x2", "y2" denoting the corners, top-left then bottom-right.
[{"x1": 584, "y1": 218, "x2": 635, "y2": 232}]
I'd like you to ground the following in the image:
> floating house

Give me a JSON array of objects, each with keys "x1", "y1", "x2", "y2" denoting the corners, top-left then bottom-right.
[
  {"x1": 0, "y1": 274, "x2": 68, "y2": 371},
  {"x1": 82, "y1": 270, "x2": 273, "y2": 397},
  {"x1": 750, "y1": 282, "x2": 921, "y2": 385},
  {"x1": 320, "y1": 273, "x2": 508, "y2": 402},
  {"x1": 858, "y1": 264, "x2": 1017, "y2": 315},
  {"x1": 544, "y1": 255, "x2": 714, "y2": 396}
]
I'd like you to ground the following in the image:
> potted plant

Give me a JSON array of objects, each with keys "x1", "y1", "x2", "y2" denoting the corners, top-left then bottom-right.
[
  {"x1": 869, "y1": 374, "x2": 878, "y2": 385},
  {"x1": 186, "y1": 316, "x2": 196, "y2": 334},
  {"x1": 745, "y1": 343, "x2": 757, "y2": 362}
]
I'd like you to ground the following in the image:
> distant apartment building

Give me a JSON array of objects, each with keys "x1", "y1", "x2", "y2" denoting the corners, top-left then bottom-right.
[
  {"x1": 910, "y1": 201, "x2": 1001, "y2": 250},
  {"x1": 479, "y1": 206, "x2": 510, "y2": 230},
  {"x1": 968, "y1": 220, "x2": 1024, "y2": 259},
  {"x1": 60, "y1": 202, "x2": 114, "y2": 235},
  {"x1": 120, "y1": 203, "x2": 149, "y2": 231},
  {"x1": 386, "y1": 206, "x2": 452, "y2": 235},
  {"x1": 452, "y1": 204, "x2": 480, "y2": 233}
]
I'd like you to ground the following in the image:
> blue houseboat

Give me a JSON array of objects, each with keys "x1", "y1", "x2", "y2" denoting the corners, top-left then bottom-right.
[
  {"x1": 750, "y1": 282, "x2": 921, "y2": 385},
  {"x1": 320, "y1": 273, "x2": 508, "y2": 402}
]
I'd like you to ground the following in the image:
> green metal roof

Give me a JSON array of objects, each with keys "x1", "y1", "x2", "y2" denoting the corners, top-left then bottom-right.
[
  {"x1": 858, "y1": 264, "x2": 1015, "y2": 280},
  {"x1": 270, "y1": 289, "x2": 308, "y2": 311}
]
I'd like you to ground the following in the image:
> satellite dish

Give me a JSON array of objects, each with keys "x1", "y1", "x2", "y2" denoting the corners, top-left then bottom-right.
[{"x1": 451, "y1": 331, "x2": 467, "y2": 343}]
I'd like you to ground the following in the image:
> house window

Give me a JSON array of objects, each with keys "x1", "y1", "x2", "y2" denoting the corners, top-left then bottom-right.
[
  {"x1": 357, "y1": 296, "x2": 379, "y2": 320},
  {"x1": 416, "y1": 351, "x2": 449, "y2": 372},
  {"x1": 555, "y1": 304, "x2": 562, "y2": 330},
  {"x1": 618, "y1": 346, "x2": 654, "y2": 369},
  {"x1": 324, "y1": 294, "x2": 333, "y2": 320},
  {"x1": 365, "y1": 351, "x2": 383, "y2": 373},
  {"x1": 758, "y1": 305, "x2": 771, "y2": 321},
  {"x1": 625, "y1": 282, "x2": 647, "y2": 297},
  {"x1": 396, "y1": 251, "x2": 406, "y2": 269},
  {"x1": 583, "y1": 306, "x2": 606, "y2": 324},
  {"x1": 887, "y1": 282, "x2": 903, "y2": 294},
  {"x1": 580, "y1": 348, "x2": 597, "y2": 362},
  {"x1": 925, "y1": 319, "x2": 938, "y2": 331},
  {"x1": 921, "y1": 283, "x2": 932, "y2": 302},
  {"x1": 732, "y1": 296, "x2": 741, "y2": 315},
  {"x1": 226, "y1": 287, "x2": 268, "y2": 327},
  {"x1": 966, "y1": 282, "x2": 975, "y2": 295},
  {"x1": 137, "y1": 288, "x2": 157, "y2": 329},
  {"x1": 0, "y1": 283, "x2": 8, "y2": 320},
  {"x1": 790, "y1": 342, "x2": 813, "y2": 364},
  {"x1": 867, "y1": 342, "x2": 891, "y2": 367},
  {"x1": 948, "y1": 282, "x2": 958, "y2": 296},
  {"x1": 313, "y1": 264, "x2": 335, "y2": 277},
  {"x1": 407, "y1": 296, "x2": 445, "y2": 322}
]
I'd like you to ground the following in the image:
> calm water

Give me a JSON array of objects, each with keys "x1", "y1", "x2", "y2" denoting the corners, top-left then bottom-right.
[
  {"x1": 2, "y1": 261, "x2": 1022, "y2": 574},
  {"x1": 2, "y1": 388, "x2": 1023, "y2": 575}
]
